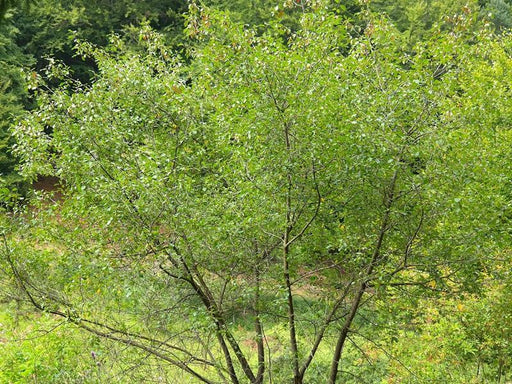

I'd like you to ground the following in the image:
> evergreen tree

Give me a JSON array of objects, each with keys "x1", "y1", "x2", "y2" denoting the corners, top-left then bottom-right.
[
  {"x1": 481, "y1": 0, "x2": 512, "y2": 31},
  {"x1": 0, "y1": 0, "x2": 33, "y2": 19},
  {"x1": 0, "y1": 18, "x2": 32, "y2": 202}
]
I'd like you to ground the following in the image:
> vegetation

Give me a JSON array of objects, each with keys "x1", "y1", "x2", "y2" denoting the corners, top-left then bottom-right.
[{"x1": 1, "y1": 0, "x2": 512, "y2": 383}]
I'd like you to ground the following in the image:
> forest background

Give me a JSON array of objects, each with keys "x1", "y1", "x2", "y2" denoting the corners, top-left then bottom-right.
[{"x1": 1, "y1": 0, "x2": 512, "y2": 383}]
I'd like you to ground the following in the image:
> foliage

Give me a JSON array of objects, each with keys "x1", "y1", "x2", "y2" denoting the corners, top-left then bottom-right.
[
  {"x1": 480, "y1": 0, "x2": 512, "y2": 32},
  {"x1": 0, "y1": 18, "x2": 32, "y2": 204},
  {"x1": 0, "y1": 2, "x2": 511, "y2": 384},
  {"x1": 372, "y1": 260, "x2": 512, "y2": 384},
  {"x1": 4, "y1": 3, "x2": 512, "y2": 383},
  {"x1": 10, "y1": 0, "x2": 187, "y2": 83},
  {"x1": 0, "y1": 0, "x2": 34, "y2": 20},
  {"x1": 370, "y1": 0, "x2": 481, "y2": 44},
  {"x1": 0, "y1": 0, "x2": 299, "y2": 205}
]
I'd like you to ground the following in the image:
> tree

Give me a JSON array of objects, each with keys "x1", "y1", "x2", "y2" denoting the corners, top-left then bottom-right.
[
  {"x1": 480, "y1": 0, "x2": 512, "y2": 31},
  {"x1": 371, "y1": 0, "x2": 481, "y2": 44},
  {"x1": 10, "y1": 0, "x2": 188, "y2": 83},
  {"x1": 4, "y1": 4, "x2": 510, "y2": 383},
  {"x1": 0, "y1": 18, "x2": 33, "y2": 204},
  {"x1": 0, "y1": 0, "x2": 34, "y2": 20}
]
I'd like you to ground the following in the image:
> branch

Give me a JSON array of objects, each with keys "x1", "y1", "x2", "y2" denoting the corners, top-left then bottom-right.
[
  {"x1": 299, "y1": 278, "x2": 354, "y2": 378},
  {"x1": 2, "y1": 236, "x2": 218, "y2": 384},
  {"x1": 286, "y1": 162, "x2": 322, "y2": 248}
]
